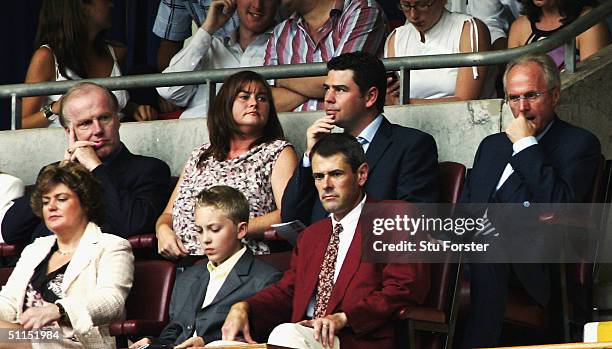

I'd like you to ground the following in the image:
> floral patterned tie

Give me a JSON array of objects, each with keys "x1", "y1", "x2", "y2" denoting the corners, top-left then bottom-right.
[{"x1": 313, "y1": 222, "x2": 343, "y2": 319}]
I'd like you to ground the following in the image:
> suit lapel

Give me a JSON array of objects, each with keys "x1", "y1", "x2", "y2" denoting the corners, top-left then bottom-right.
[
  {"x1": 205, "y1": 251, "x2": 253, "y2": 309},
  {"x1": 105, "y1": 144, "x2": 131, "y2": 177},
  {"x1": 186, "y1": 265, "x2": 210, "y2": 313},
  {"x1": 62, "y1": 222, "x2": 100, "y2": 292},
  {"x1": 493, "y1": 119, "x2": 563, "y2": 201},
  {"x1": 365, "y1": 118, "x2": 392, "y2": 174},
  {"x1": 480, "y1": 138, "x2": 514, "y2": 202},
  {"x1": 538, "y1": 118, "x2": 562, "y2": 155}
]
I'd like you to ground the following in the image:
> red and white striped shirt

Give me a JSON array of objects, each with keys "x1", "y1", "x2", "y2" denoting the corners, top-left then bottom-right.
[{"x1": 264, "y1": 0, "x2": 388, "y2": 111}]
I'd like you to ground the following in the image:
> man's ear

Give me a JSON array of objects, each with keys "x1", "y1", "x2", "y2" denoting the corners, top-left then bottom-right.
[
  {"x1": 364, "y1": 86, "x2": 378, "y2": 109},
  {"x1": 550, "y1": 87, "x2": 561, "y2": 108},
  {"x1": 236, "y1": 221, "x2": 248, "y2": 240},
  {"x1": 357, "y1": 162, "x2": 368, "y2": 187}
]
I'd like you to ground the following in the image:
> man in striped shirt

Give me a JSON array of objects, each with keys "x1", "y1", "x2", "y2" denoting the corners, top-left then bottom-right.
[{"x1": 267, "y1": 0, "x2": 388, "y2": 112}]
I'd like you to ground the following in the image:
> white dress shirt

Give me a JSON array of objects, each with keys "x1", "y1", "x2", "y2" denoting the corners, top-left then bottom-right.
[{"x1": 157, "y1": 27, "x2": 271, "y2": 119}]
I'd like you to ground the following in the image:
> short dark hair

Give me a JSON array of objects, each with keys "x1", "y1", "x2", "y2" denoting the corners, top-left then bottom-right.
[
  {"x1": 522, "y1": 0, "x2": 600, "y2": 25},
  {"x1": 327, "y1": 51, "x2": 386, "y2": 114},
  {"x1": 59, "y1": 82, "x2": 119, "y2": 128},
  {"x1": 310, "y1": 133, "x2": 366, "y2": 172},
  {"x1": 202, "y1": 71, "x2": 284, "y2": 163},
  {"x1": 195, "y1": 185, "x2": 250, "y2": 224},
  {"x1": 31, "y1": 161, "x2": 105, "y2": 227}
]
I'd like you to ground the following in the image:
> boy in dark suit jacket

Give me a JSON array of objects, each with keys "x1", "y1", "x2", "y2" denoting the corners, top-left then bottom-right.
[{"x1": 130, "y1": 186, "x2": 281, "y2": 348}]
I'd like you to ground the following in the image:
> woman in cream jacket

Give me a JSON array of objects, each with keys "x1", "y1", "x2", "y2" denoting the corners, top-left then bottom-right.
[{"x1": 0, "y1": 162, "x2": 134, "y2": 349}]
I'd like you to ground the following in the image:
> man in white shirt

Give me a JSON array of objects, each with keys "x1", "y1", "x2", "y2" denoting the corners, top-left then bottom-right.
[{"x1": 157, "y1": 0, "x2": 279, "y2": 119}]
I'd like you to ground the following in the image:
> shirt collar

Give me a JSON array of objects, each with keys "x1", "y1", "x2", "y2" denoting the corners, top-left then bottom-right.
[
  {"x1": 331, "y1": 194, "x2": 367, "y2": 227},
  {"x1": 289, "y1": 0, "x2": 345, "y2": 26},
  {"x1": 207, "y1": 245, "x2": 247, "y2": 274},
  {"x1": 536, "y1": 118, "x2": 555, "y2": 141},
  {"x1": 225, "y1": 26, "x2": 275, "y2": 47},
  {"x1": 356, "y1": 114, "x2": 383, "y2": 145},
  {"x1": 102, "y1": 142, "x2": 124, "y2": 165}
]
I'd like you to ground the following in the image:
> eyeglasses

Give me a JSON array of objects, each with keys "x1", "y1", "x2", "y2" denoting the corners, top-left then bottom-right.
[
  {"x1": 505, "y1": 91, "x2": 548, "y2": 105},
  {"x1": 397, "y1": 0, "x2": 436, "y2": 11}
]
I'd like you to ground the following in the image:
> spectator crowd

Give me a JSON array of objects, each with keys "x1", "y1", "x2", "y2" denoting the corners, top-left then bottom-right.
[{"x1": 0, "y1": 0, "x2": 609, "y2": 348}]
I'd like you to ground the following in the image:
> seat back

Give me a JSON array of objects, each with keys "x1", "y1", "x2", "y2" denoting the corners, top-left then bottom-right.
[
  {"x1": 424, "y1": 161, "x2": 466, "y2": 311},
  {"x1": 256, "y1": 251, "x2": 292, "y2": 272},
  {"x1": 0, "y1": 267, "x2": 13, "y2": 287},
  {"x1": 125, "y1": 260, "x2": 176, "y2": 322},
  {"x1": 437, "y1": 161, "x2": 466, "y2": 204}
]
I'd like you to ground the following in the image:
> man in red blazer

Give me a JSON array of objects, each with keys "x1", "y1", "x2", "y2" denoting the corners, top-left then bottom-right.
[{"x1": 221, "y1": 133, "x2": 430, "y2": 348}]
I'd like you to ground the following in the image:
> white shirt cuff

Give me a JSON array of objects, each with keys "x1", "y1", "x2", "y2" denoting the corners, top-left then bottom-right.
[
  {"x1": 512, "y1": 136, "x2": 538, "y2": 155},
  {"x1": 302, "y1": 153, "x2": 311, "y2": 168}
]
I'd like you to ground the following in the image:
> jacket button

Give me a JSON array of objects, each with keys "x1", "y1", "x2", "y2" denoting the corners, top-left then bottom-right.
[{"x1": 523, "y1": 201, "x2": 530, "y2": 208}]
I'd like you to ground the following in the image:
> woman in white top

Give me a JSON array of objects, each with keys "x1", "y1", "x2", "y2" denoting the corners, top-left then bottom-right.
[
  {"x1": 385, "y1": 0, "x2": 491, "y2": 105},
  {"x1": 22, "y1": 0, "x2": 158, "y2": 129}
]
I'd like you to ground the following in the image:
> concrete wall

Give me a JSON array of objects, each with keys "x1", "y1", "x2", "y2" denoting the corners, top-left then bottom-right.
[
  {"x1": 0, "y1": 99, "x2": 507, "y2": 185},
  {"x1": 2, "y1": 46, "x2": 611, "y2": 185}
]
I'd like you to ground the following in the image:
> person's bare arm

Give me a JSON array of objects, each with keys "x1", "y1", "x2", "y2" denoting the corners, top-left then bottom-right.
[
  {"x1": 222, "y1": 302, "x2": 255, "y2": 343},
  {"x1": 22, "y1": 47, "x2": 58, "y2": 129},
  {"x1": 507, "y1": 16, "x2": 530, "y2": 49},
  {"x1": 276, "y1": 76, "x2": 326, "y2": 100},
  {"x1": 157, "y1": 39, "x2": 184, "y2": 71},
  {"x1": 384, "y1": 31, "x2": 400, "y2": 105},
  {"x1": 156, "y1": 168, "x2": 188, "y2": 259},
  {"x1": 576, "y1": 8, "x2": 611, "y2": 61},
  {"x1": 246, "y1": 147, "x2": 298, "y2": 235},
  {"x1": 272, "y1": 87, "x2": 310, "y2": 112}
]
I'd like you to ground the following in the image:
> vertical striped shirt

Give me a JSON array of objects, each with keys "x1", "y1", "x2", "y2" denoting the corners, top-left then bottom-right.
[{"x1": 264, "y1": 0, "x2": 387, "y2": 111}]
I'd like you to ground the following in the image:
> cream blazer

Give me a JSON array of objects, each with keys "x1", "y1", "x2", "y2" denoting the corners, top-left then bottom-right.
[{"x1": 0, "y1": 222, "x2": 134, "y2": 348}]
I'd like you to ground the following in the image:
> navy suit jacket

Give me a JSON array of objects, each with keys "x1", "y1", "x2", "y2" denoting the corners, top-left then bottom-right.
[
  {"x1": 154, "y1": 250, "x2": 282, "y2": 345},
  {"x1": 281, "y1": 117, "x2": 439, "y2": 225},
  {"x1": 1, "y1": 145, "x2": 171, "y2": 243},
  {"x1": 460, "y1": 117, "x2": 601, "y2": 305}
]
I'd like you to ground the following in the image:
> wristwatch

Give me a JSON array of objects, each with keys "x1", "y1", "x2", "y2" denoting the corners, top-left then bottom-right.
[{"x1": 40, "y1": 101, "x2": 58, "y2": 122}]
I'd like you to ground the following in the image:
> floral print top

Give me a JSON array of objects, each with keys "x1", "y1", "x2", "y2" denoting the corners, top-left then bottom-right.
[{"x1": 172, "y1": 139, "x2": 292, "y2": 255}]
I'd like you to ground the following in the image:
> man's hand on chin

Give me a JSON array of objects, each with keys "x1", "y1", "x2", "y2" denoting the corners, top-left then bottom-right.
[{"x1": 506, "y1": 112, "x2": 536, "y2": 143}]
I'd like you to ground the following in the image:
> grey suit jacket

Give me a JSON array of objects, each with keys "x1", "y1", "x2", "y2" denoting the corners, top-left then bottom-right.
[{"x1": 153, "y1": 250, "x2": 282, "y2": 345}]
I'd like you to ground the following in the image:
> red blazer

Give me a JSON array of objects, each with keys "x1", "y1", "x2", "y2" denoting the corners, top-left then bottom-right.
[{"x1": 247, "y1": 202, "x2": 430, "y2": 348}]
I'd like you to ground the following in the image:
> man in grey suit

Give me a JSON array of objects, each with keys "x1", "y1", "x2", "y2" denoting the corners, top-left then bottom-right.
[{"x1": 130, "y1": 186, "x2": 281, "y2": 348}]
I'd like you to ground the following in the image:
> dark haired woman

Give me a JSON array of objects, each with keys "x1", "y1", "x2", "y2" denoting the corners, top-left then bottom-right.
[
  {"x1": 22, "y1": 0, "x2": 158, "y2": 129},
  {"x1": 508, "y1": 0, "x2": 610, "y2": 69},
  {"x1": 156, "y1": 71, "x2": 298, "y2": 258},
  {"x1": 0, "y1": 162, "x2": 133, "y2": 348}
]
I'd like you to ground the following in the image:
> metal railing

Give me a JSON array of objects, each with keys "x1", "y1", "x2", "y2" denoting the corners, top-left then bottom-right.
[{"x1": 2, "y1": 0, "x2": 612, "y2": 130}]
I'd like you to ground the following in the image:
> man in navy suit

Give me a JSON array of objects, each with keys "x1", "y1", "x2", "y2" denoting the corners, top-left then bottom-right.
[
  {"x1": 281, "y1": 51, "x2": 439, "y2": 226},
  {"x1": 2, "y1": 82, "x2": 171, "y2": 244},
  {"x1": 460, "y1": 53, "x2": 601, "y2": 348}
]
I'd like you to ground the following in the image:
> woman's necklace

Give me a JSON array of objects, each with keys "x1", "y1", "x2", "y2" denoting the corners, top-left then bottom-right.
[{"x1": 56, "y1": 249, "x2": 73, "y2": 256}]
